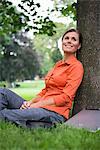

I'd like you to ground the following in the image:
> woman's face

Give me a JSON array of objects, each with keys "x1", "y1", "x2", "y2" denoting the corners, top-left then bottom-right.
[{"x1": 62, "y1": 31, "x2": 81, "y2": 54}]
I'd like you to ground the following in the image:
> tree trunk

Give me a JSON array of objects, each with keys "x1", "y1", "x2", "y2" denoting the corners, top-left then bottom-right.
[{"x1": 73, "y1": 0, "x2": 100, "y2": 115}]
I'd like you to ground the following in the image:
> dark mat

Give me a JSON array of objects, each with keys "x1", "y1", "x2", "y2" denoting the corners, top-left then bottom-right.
[{"x1": 65, "y1": 109, "x2": 100, "y2": 131}]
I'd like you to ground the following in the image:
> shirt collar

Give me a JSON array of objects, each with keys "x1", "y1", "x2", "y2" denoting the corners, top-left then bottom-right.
[{"x1": 62, "y1": 55, "x2": 77, "y2": 65}]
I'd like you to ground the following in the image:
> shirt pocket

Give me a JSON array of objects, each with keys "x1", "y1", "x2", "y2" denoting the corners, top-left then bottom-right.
[{"x1": 53, "y1": 72, "x2": 68, "y2": 87}]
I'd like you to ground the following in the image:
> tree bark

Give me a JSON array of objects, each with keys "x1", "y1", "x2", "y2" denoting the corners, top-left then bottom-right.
[{"x1": 73, "y1": 0, "x2": 100, "y2": 115}]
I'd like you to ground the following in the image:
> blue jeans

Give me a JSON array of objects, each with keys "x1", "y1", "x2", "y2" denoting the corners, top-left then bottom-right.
[{"x1": 0, "y1": 88, "x2": 65, "y2": 128}]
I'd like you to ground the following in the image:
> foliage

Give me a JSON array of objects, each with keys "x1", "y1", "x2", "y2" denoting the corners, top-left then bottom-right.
[
  {"x1": 0, "y1": 0, "x2": 77, "y2": 37},
  {"x1": 59, "y1": 2, "x2": 77, "y2": 21},
  {"x1": 0, "y1": 0, "x2": 27, "y2": 36},
  {"x1": 52, "y1": 0, "x2": 77, "y2": 21},
  {"x1": 14, "y1": 0, "x2": 57, "y2": 36},
  {"x1": 0, "y1": 33, "x2": 40, "y2": 86},
  {"x1": 0, "y1": 0, "x2": 56, "y2": 37},
  {"x1": 8, "y1": 0, "x2": 76, "y2": 36},
  {"x1": 51, "y1": 48, "x2": 62, "y2": 63},
  {"x1": 36, "y1": 17, "x2": 56, "y2": 36},
  {"x1": 0, "y1": 0, "x2": 76, "y2": 84},
  {"x1": 0, "y1": 0, "x2": 37, "y2": 85}
]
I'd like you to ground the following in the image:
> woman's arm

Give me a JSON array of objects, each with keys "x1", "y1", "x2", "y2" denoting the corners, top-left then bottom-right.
[
  {"x1": 20, "y1": 97, "x2": 55, "y2": 109},
  {"x1": 29, "y1": 97, "x2": 55, "y2": 108}
]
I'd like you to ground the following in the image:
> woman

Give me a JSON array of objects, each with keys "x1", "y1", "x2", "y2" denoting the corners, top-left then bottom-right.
[{"x1": 0, "y1": 29, "x2": 84, "y2": 128}]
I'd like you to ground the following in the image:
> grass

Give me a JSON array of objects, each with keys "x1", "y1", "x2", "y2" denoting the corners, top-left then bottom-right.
[
  {"x1": 10, "y1": 80, "x2": 45, "y2": 100},
  {"x1": 0, "y1": 122, "x2": 99, "y2": 150},
  {"x1": 0, "y1": 80, "x2": 100, "y2": 150}
]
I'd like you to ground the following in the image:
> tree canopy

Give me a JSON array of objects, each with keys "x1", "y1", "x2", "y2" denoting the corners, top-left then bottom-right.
[
  {"x1": 0, "y1": 0, "x2": 76, "y2": 86},
  {"x1": 4, "y1": 0, "x2": 76, "y2": 36},
  {"x1": 0, "y1": 32, "x2": 39, "y2": 87},
  {"x1": 0, "y1": 0, "x2": 27, "y2": 36}
]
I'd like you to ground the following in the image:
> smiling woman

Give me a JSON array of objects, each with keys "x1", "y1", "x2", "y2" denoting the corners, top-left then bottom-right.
[
  {"x1": 62, "y1": 29, "x2": 82, "y2": 60},
  {"x1": 0, "y1": 29, "x2": 84, "y2": 129},
  {"x1": 62, "y1": 32, "x2": 80, "y2": 52}
]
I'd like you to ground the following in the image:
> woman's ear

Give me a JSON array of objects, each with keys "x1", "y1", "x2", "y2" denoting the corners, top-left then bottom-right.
[{"x1": 78, "y1": 44, "x2": 81, "y2": 50}]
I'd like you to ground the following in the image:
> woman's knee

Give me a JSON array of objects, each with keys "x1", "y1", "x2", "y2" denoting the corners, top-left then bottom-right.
[
  {"x1": 0, "y1": 88, "x2": 4, "y2": 92},
  {"x1": 0, "y1": 88, "x2": 9, "y2": 93}
]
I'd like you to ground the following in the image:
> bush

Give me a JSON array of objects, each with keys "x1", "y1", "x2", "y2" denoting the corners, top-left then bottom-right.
[{"x1": 0, "y1": 81, "x2": 6, "y2": 87}]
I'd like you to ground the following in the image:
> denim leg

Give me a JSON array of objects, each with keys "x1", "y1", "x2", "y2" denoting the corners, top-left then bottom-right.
[
  {"x1": 0, "y1": 88, "x2": 25, "y2": 110},
  {"x1": 0, "y1": 88, "x2": 66, "y2": 128},
  {"x1": 0, "y1": 108, "x2": 65, "y2": 128}
]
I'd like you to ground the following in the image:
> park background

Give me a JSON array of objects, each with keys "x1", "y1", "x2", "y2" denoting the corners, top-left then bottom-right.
[{"x1": 0, "y1": 0, "x2": 99, "y2": 150}]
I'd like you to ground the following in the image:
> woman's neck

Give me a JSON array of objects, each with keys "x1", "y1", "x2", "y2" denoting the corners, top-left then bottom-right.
[{"x1": 63, "y1": 53, "x2": 75, "y2": 62}]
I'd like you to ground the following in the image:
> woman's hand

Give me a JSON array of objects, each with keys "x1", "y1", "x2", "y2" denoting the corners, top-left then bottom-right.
[
  {"x1": 20, "y1": 98, "x2": 55, "y2": 109},
  {"x1": 20, "y1": 96, "x2": 41, "y2": 109},
  {"x1": 20, "y1": 101, "x2": 32, "y2": 109}
]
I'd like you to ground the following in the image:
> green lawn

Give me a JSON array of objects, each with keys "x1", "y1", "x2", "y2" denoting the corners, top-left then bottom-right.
[
  {"x1": 0, "y1": 80, "x2": 100, "y2": 150},
  {"x1": 0, "y1": 122, "x2": 99, "y2": 150},
  {"x1": 10, "y1": 80, "x2": 45, "y2": 100}
]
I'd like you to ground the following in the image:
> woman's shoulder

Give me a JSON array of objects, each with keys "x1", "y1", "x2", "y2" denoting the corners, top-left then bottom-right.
[
  {"x1": 76, "y1": 59, "x2": 84, "y2": 69},
  {"x1": 72, "y1": 59, "x2": 84, "y2": 74},
  {"x1": 54, "y1": 60, "x2": 62, "y2": 66}
]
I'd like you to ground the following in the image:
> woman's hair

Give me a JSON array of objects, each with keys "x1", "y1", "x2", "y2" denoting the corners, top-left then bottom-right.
[{"x1": 62, "y1": 28, "x2": 83, "y2": 45}]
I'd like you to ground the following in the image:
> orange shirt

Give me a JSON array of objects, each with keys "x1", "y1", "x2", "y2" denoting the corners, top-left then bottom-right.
[{"x1": 37, "y1": 55, "x2": 84, "y2": 119}]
